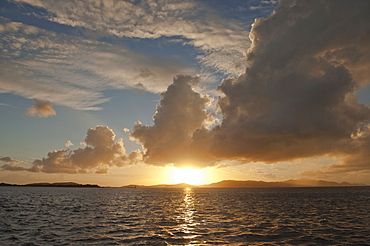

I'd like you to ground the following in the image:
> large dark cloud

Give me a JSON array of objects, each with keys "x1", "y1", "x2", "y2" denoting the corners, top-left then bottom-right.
[
  {"x1": 204, "y1": 0, "x2": 370, "y2": 166},
  {"x1": 131, "y1": 0, "x2": 370, "y2": 173},
  {"x1": 205, "y1": 0, "x2": 370, "y2": 168}
]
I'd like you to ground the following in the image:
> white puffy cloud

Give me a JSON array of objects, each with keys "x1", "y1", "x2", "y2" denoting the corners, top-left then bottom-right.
[
  {"x1": 33, "y1": 126, "x2": 140, "y2": 173},
  {"x1": 130, "y1": 75, "x2": 215, "y2": 167},
  {"x1": 3, "y1": 126, "x2": 143, "y2": 174},
  {"x1": 65, "y1": 140, "x2": 74, "y2": 147}
]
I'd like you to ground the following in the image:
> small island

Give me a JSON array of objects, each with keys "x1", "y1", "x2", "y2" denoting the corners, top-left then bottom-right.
[{"x1": 0, "y1": 182, "x2": 100, "y2": 188}]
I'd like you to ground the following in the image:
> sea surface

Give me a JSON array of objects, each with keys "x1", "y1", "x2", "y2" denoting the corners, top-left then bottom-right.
[{"x1": 0, "y1": 186, "x2": 369, "y2": 246}]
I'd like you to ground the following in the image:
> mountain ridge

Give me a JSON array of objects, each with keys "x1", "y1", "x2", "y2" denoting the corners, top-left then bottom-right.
[{"x1": 123, "y1": 179, "x2": 367, "y2": 188}]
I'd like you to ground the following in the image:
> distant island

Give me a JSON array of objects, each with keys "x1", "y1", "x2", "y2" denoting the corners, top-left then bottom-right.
[
  {"x1": 122, "y1": 179, "x2": 367, "y2": 188},
  {"x1": 0, "y1": 182, "x2": 100, "y2": 188},
  {"x1": 199, "y1": 179, "x2": 366, "y2": 188},
  {"x1": 1, "y1": 179, "x2": 366, "y2": 189}
]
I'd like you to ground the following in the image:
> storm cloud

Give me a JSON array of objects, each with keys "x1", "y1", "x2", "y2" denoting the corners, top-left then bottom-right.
[{"x1": 206, "y1": 0, "x2": 370, "y2": 165}]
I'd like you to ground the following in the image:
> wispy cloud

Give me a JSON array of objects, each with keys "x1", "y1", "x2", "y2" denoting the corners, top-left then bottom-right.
[
  {"x1": 0, "y1": 18, "x2": 195, "y2": 110},
  {"x1": 12, "y1": 0, "x2": 250, "y2": 77},
  {"x1": 1, "y1": 0, "x2": 254, "y2": 112},
  {"x1": 0, "y1": 102, "x2": 15, "y2": 108}
]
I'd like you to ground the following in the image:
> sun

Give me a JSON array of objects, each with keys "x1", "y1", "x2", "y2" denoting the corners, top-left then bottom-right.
[{"x1": 170, "y1": 167, "x2": 205, "y2": 185}]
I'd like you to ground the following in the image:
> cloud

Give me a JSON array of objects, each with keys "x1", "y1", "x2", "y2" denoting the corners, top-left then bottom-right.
[
  {"x1": 304, "y1": 125, "x2": 370, "y2": 177},
  {"x1": 0, "y1": 156, "x2": 14, "y2": 162},
  {"x1": 25, "y1": 99, "x2": 56, "y2": 118},
  {"x1": 0, "y1": 18, "x2": 196, "y2": 110},
  {"x1": 249, "y1": 0, "x2": 278, "y2": 12},
  {"x1": 12, "y1": 0, "x2": 249, "y2": 77},
  {"x1": 129, "y1": 0, "x2": 370, "y2": 173},
  {"x1": 3, "y1": 126, "x2": 142, "y2": 174},
  {"x1": 1, "y1": 163, "x2": 29, "y2": 172},
  {"x1": 197, "y1": 0, "x2": 370, "y2": 172},
  {"x1": 1, "y1": 0, "x2": 257, "y2": 114},
  {"x1": 65, "y1": 140, "x2": 74, "y2": 147},
  {"x1": 32, "y1": 126, "x2": 139, "y2": 173},
  {"x1": 195, "y1": 0, "x2": 369, "y2": 162},
  {"x1": 130, "y1": 75, "x2": 215, "y2": 167},
  {"x1": 0, "y1": 102, "x2": 15, "y2": 108},
  {"x1": 0, "y1": 156, "x2": 28, "y2": 171},
  {"x1": 0, "y1": 19, "x2": 108, "y2": 110}
]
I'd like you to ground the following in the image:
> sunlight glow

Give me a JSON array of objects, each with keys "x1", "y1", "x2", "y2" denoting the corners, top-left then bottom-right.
[{"x1": 170, "y1": 167, "x2": 205, "y2": 185}]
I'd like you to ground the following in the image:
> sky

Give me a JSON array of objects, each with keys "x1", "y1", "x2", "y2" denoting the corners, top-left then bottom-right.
[{"x1": 1, "y1": 0, "x2": 370, "y2": 187}]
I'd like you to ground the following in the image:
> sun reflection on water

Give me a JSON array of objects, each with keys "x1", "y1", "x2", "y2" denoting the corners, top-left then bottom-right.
[{"x1": 173, "y1": 187, "x2": 201, "y2": 244}]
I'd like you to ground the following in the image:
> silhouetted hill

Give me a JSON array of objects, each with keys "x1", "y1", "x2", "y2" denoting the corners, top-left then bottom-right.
[
  {"x1": 2, "y1": 179, "x2": 365, "y2": 189},
  {"x1": 201, "y1": 179, "x2": 365, "y2": 188},
  {"x1": 125, "y1": 179, "x2": 366, "y2": 188},
  {"x1": 0, "y1": 182, "x2": 100, "y2": 188},
  {"x1": 282, "y1": 179, "x2": 363, "y2": 187}
]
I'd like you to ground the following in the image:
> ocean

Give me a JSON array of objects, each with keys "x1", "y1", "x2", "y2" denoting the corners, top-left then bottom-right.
[{"x1": 0, "y1": 186, "x2": 369, "y2": 245}]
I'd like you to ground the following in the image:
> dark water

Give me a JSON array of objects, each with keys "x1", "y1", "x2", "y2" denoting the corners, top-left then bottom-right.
[{"x1": 0, "y1": 186, "x2": 369, "y2": 246}]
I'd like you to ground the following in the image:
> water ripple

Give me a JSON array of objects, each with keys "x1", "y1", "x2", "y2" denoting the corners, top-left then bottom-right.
[{"x1": 0, "y1": 186, "x2": 369, "y2": 245}]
